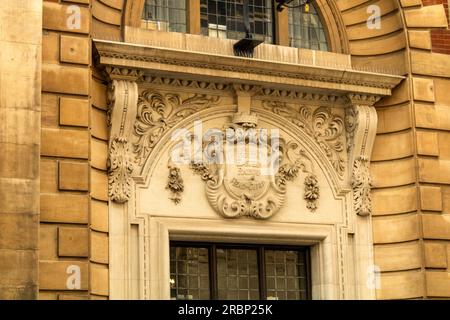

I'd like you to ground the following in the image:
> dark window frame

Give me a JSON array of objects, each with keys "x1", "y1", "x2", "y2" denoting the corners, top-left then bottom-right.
[{"x1": 170, "y1": 241, "x2": 312, "y2": 300}]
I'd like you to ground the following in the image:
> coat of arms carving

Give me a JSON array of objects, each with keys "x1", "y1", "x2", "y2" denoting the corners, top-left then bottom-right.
[{"x1": 169, "y1": 112, "x2": 320, "y2": 219}]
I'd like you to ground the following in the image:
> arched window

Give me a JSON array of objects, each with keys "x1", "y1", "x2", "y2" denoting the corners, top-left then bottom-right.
[
  {"x1": 141, "y1": 0, "x2": 187, "y2": 33},
  {"x1": 200, "y1": 0, "x2": 273, "y2": 43},
  {"x1": 288, "y1": 2, "x2": 328, "y2": 51}
]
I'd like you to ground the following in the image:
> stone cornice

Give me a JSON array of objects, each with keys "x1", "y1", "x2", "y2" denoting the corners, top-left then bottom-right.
[{"x1": 93, "y1": 39, "x2": 404, "y2": 97}]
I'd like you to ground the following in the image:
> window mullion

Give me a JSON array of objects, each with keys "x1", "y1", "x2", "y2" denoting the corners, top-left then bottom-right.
[
  {"x1": 258, "y1": 247, "x2": 267, "y2": 300},
  {"x1": 209, "y1": 244, "x2": 218, "y2": 300}
]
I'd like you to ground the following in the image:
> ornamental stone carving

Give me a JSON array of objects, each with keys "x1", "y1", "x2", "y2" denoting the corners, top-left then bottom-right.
[
  {"x1": 184, "y1": 112, "x2": 319, "y2": 219},
  {"x1": 345, "y1": 95, "x2": 379, "y2": 216},
  {"x1": 134, "y1": 89, "x2": 220, "y2": 165},
  {"x1": 262, "y1": 101, "x2": 345, "y2": 177},
  {"x1": 106, "y1": 76, "x2": 139, "y2": 204},
  {"x1": 166, "y1": 165, "x2": 184, "y2": 204},
  {"x1": 351, "y1": 156, "x2": 372, "y2": 216},
  {"x1": 108, "y1": 136, "x2": 134, "y2": 203}
]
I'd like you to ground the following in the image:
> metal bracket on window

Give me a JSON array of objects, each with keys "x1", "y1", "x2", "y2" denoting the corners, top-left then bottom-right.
[{"x1": 233, "y1": 38, "x2": 264, "y2": 58}]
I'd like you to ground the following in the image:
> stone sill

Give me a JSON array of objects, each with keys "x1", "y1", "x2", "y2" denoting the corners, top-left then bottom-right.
[{"x1": 124, "y1": 26, "x2": 351, "y2": 69}]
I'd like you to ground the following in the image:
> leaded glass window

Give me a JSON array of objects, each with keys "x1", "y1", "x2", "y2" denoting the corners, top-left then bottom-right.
[
  {"x1": 142, "y1": 0, "x2": 187, "y2": 33},
  {"x1": 200, "y1": 0, "x2": 273, "y2": 43},
  {"x1": 288, "y1": 2, "x2": 328, "y2": 50},
  {"x1": 170, "y1": 243, "x2": 311, "y2": 300}
]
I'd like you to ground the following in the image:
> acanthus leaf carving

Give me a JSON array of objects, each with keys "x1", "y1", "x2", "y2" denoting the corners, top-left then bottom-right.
[
  {"x1": 108, "y1": 136, "x2": 135, "y2": 203},
  {"x1": 351, "y1": 156, "x2": 372, "y2": 216},
  {"x1": 263, "y1": 101, "x2": 345, "y2": 177},
  {"x1": 134, "y1": 89, "x2": 220, "y2": 165}
]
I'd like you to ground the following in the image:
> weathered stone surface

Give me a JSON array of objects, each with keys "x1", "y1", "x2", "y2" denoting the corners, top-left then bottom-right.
[
  {"x1": 90, "y1": 169, "x2": 108, "y2": 201},
  {"x1": 58, "y1": 227, "x2": 89, "y2": 257},
  {"x1": 91, "y1": 107, "x2": 108, "y2": 141},
  {"x1": 424, "y1": 242, "x2": 447, "y2": 269},
  {"x1": 412, "y1": 77, "x2": 435, "y2": 102},
  {"x1": 377, "y1": 271, "x2": 424, "y2": 300},
  {"x1": 42, "y1": 64, "x2": 89, "y2": 95},
  {"x1": 371, "y1": 158, "x2": 416, "y2": 188},
  {"x1": 60, "y1": 98, "x2": 89, "y2": 127},
  {"x1": 373, "y1": 213, "x2": 419, "y2": 244},
  {"x1": 58, "y1": 161, "x2": 89, "y2": 191},
  {"x1": 416, "y1": 130, "x2": 439, "y2": 156},
  {"x1": 91, "y1": 200, "x2": 108, "y2": 233},
  {"x1": 91, "y1": 138, "x2": 108, "y2": 171},
  {"x1": 60, "y1": 35, "x2": 90, "y2": 65},
  {"x1": 40, "y1": 193, "x2": 89, "y2": 224},
  {"x1": 39, "y1": 224, "x2": 58, "y2": 260},
  {"x1": 90, "y1": 264, "x2": 109, "y2": 296},
  {"x1": 374, "y1": 241, "x2": 421, "y2": 271},
  {"x1": 372, "y1": 185, "x2": 417, "y2": 216},
  {"x1": 419, "y1": 186, "x2": 442, "y2": 212},
  {"x1": 426, "y1": 271, "x2": 450, "y2": 297},
  {"x1": 41, "y1": 128, "x2": 89, "y2": 159},
  {"x1": 422, "y1": 214, "x2": 450, "y2": 240},
  {"x1": 90, "y1": 231, "x2": 109, "y2": 264}
]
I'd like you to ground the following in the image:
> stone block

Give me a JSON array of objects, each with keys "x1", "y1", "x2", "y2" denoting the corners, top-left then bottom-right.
[
  {"x1": 424, "y1": 242, "x2": 447, "y2": 269},
  {"x1": 90, "y1": 231, "x2": 109, "y2": 264},
  {"x1": 40, "y1": 193, "x2": 89, "y2": 224},
  {"x1": 420, "y1": 186, "x2": 442, "y2": 212},
  {"x1": 373, "y1": 213, "x2": 419, "y2": 244},
  {"x1": 42, "y1": 64, "x2": 89, "y2": 95},
  {"x1": 60, "y1": 97, "x2": 89, "y2": 127},
  {"x1": 416, "y1": 130, "x2": 439, "y2": 156},
  {"x1": 90, "y1": 264, "x2": 109, "y2": 296},
  {"x1": 39, "y1": 261, "x2": 88, "y2": 290},
  {"x1": 58, "y1": 161, "x2": 89, "y2": 191},
  {"x1": 58, "y1": 227, "x2": 89, "y2": 257},
  {"x1": 41, "y1": 128, "x2": 89, "y2": 159},
  {"x1": 90, "y1": 169, "x2": 108, "y2": 201},
  {"x1": 91, "y1": 200, "x2": 108, "y2": 233},
  {"x1": 60, "y1": 35, "x2": 90, "y2": 65}
]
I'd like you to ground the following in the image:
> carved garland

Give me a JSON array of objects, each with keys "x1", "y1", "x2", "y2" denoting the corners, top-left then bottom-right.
[{"x1": 166, "y1": 165, "x2": 184, "y2": 205}]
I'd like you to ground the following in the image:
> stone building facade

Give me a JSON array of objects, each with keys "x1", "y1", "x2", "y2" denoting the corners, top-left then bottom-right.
[{"x1": 0, "y1": 0, "x2": 450, "y2": 300}]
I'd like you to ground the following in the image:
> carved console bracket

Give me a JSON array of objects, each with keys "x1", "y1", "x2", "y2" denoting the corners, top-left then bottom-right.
[
  {"x1": 106, "y1": 67, "x2": 142, "y2": 203},
  {"x1": 345, "y1": 94, "x2": 380, "y2": 216}
]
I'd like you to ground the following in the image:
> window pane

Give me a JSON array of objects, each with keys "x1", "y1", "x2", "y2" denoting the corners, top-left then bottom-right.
[
  {"x1": 288, "y1": 2, "x2": 328, "y2": 51},
  {"x1": 217, "y1": 248, "x2": 260, "y2": 300},
  {"x1": 265, "y1": 250, "x2": 308, "y2": 300},
  {"x1": 170, "y1": 246, "x2": 210, "y2": 300},
  {"x1": 142, "y1": 0, "x2": 187, "y2": 33},
  {"x1": 200, "y1": 0, "x2": 273, "y2": 43}
]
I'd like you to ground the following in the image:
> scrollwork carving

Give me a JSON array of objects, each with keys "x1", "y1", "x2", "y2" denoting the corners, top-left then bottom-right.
[
  {"x1": 134, "y1": 89, "x2": 220, "y2": 164},
  {"x1": 108, "y1": 136, "x2": 135, "y2": 203},
  {"x1": 263, "y1": 101, "x2": 345, "y2": 177},
  {"x1": 187, "y1": 114, "x2": 319, "y2": 219}
]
